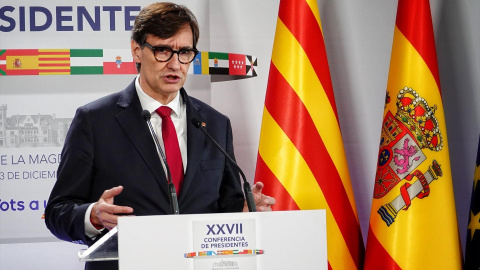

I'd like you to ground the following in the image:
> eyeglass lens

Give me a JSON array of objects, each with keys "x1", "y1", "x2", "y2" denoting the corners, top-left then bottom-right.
[{"x1": 154, "y1": 47, "x2": 196, "y2": 63}]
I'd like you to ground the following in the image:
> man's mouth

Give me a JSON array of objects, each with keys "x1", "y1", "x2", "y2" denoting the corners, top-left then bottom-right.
[{"x1": 165, "y1": 74, "x2": 181, "y2": 82}]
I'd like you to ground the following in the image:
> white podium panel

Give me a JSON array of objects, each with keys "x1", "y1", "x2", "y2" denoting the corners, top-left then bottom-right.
[{"x1": 118, "y1": 210, "x2": 327, "y2": 270}]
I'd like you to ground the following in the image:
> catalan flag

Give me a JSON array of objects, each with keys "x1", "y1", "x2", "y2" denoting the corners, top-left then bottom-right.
[
  {"x1": 254, "y1": 0, "x2": 364, "y2": 269},
  {"x1": 364, "y1": 1, "x2": 462, "y2": 269},
  {"x1": 38, "y1": 49, "x2": 70, "y2": 75},
  {"x1": 465, "y1": 135, "x2": 480, "y2": 269}
]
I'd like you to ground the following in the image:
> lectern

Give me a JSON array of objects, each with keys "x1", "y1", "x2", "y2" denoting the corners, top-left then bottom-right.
[{"x1": 79, "y1": 210, "x2": 327, "y2": 270}]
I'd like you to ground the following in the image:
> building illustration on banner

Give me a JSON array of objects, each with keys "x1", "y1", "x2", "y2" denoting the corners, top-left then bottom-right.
[{"x1": 0, "y1": 104, "x2": 72, "y2": 148}]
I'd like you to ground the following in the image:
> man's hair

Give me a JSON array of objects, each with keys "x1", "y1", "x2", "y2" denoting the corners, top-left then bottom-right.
[{"x1": 131, "y1": 2, "x2": 200, "y2": 72}]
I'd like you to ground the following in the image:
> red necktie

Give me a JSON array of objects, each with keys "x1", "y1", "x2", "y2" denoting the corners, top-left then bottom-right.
[{"x1": 156, "y1": 106, "x2": 184, "y2": 194}]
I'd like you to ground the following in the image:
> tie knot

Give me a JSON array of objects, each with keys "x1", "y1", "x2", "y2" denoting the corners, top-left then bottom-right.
[{"x1": 156, "y1": 106, "x2": 172, "y2": 119}]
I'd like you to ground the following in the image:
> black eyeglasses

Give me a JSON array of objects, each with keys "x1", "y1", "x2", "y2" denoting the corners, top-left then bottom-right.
[{"x1": 143, "y1": 42, "x2": 199, "y2": 64}]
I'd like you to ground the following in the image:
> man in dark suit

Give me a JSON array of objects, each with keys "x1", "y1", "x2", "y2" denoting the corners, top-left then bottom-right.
[{"x1": 45, "y1": 2, "x2": 274, "y2": 270}]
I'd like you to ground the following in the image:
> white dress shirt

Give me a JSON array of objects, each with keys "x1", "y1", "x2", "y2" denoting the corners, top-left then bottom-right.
[{"x1": 134, "y1": 75, "x2": 188, "y2": 172}]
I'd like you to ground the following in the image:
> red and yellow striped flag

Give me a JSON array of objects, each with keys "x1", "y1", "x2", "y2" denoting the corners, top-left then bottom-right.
[
  {"x1": 254, "y1": 0, "x2": 364, "y2": 268},
  {"x1": 364, "y1": 1, "x2": 462, "y2": 269},
  {"x1": 38, "y1": 49, "x2": 70, "y2": 75}
]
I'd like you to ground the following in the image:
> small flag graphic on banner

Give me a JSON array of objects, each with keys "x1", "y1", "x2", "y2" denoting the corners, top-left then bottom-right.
[
  {"x1": 70, "y1": 49, "x2": 103, "y2": 75},
  {"x1": 246, "y1": 55, "x2": 257, "y2": 77},
  {"x1": 363, "y1": 1, "x2": 463, "y2": 269},
  {"x1": 209, "y1": 52, "x2": 229, "y2": 75},
  {"x1": 0, "y1": 50, "x2": 7, "y2": 75},
  {"x1": 1, "y1": 49, "x2": 39, "y2": 75},
  {"x1": 254, "y1": 0, "x2": 364, "y2": 269},
  {"x1": 228, "y1": 53, "x2": 246, "y2": 75},
  {"x1": 103, "y1": 49, "x2": 137, "y2": 74},
  {"x1": 39, "y1": 49, "x2": 70, "y2": 75},
  {"x1": 190, "y1": 52, "x2": 202, "y2": 74}
]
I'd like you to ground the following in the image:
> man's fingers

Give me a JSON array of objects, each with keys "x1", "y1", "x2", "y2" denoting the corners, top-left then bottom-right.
[
  {"x1": 91, "y1": 187, "x2": 134, "y2": 228},
  {"x1": 257, "y1": 197, "x2": 275, "y2": 212},
  {"x1": 94, "y1": 205, "x2": 134, "y2": 228},
  {"x1": 97, "y1": 214, "x2": 119, "y2": 230},
  {"x1": 257, "y1": 206, "x2": 272, "y2": 212},
  {"x1": 264, "y1": 196, "x2": 276, "y2": 206},
  {"x1": 103, "y1": 223, "x2": 117, "y2": 231},
  {"x1": 111, "y1": 205, "x2": 134, "y2": 215},
  {"x1": 252, "y1": 182, "x2": 264, "y2": 193},
  {"x1": 242, "y1": 182, "x2": 277, "y2": 212},
  {"x1": 100, "y1": 186, "x2": 124, "y2": 200},
  {"x1": 96, "y1": 203, "x2": 133, "y2": 216}
]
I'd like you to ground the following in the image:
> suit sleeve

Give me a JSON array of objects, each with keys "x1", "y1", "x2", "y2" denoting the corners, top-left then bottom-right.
[
  {"x1": 45, "y1": 106, "x2": 99, "y2": 246},
  {"x1": 217, "y1": 118, "x2": 245, "y2": 213}
]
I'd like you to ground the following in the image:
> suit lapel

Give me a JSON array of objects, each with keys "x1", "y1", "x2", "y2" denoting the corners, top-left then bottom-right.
[
  {"x1": 179, "y1": 88, "x2": 205, "y2": 203},
  {"x1": 115, "y1": 81, "x2": 170, "y2": 198}
]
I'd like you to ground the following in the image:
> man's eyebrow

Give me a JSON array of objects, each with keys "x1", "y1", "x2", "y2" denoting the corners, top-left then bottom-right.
[{"x1": 178, "y1": 45, "x2": 195, "y2": 50}]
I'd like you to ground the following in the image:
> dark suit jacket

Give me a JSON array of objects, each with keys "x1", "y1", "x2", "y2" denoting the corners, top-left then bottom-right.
[{"x1": 45, "y1": 80, "x2": 245, "y2": 270}]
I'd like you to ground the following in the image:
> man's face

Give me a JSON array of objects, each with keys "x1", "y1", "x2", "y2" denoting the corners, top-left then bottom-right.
[{"x1": 131, "y1": 26, "x2": 194, "y2": 104}]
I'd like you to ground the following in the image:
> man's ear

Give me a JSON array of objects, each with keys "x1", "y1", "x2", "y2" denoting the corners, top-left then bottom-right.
[{"x1": 131, "y1": 40, "x2": 141, "y2": 63}]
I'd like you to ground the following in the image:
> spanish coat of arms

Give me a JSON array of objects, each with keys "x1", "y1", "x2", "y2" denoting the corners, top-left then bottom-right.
[{"x1": 375, "y1": 87, "x2": 443, "y2": 226}]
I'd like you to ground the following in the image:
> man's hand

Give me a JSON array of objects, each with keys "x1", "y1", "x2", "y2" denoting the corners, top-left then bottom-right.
[
  {"x1": 243, "y1": 182, "x2": 276, "y2": 212},
  {"x1": 90, "y1": 186, "x2": 134, "y2": 230}
]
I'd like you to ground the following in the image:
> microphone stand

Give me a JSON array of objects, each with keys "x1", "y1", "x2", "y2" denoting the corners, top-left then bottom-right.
[
  {"x1": 142, "y1": 110, "x2": 180, "y2": 215},
  {"x1": 191, "y1": 118, "x2": 257, "y2": 212}
]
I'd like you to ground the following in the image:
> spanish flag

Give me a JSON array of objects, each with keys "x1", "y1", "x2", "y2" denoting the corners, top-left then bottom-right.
[
  {"x1": 364, "y1": 1, "x2": 462, "y2": 269},
  {"x1": 254, "y1": 0, "x2": 364, "y2": 268},
  {"x1": 0, "y1": 49, "x2": 39, "y2": 75}
]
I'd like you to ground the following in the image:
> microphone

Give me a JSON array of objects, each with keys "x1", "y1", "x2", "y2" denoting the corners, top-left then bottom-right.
[
  {"x1": 142, "y1": 110, "x2": 180, "y2": 215},
  {"x1": 191, "y1": 117, "x2": 257, "y2": 212}
]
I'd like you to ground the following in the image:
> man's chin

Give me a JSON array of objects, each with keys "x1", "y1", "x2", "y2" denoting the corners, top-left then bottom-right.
[{"x1": 162, "y1": 85, "x2": 182, "y2": 93}]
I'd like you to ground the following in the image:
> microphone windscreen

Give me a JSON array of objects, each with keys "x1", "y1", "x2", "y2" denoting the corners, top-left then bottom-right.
[
  {"x1": 191, "y1": 117, "x2": 201, "y2": 128},
  {"x1": 141, "y1": 110, "x2": 151, "y2": 121}
]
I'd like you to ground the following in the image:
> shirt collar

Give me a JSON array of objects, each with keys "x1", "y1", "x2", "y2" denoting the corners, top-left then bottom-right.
[{"x1": 135, "y1": 75, "x2": 183, "y2": 118}]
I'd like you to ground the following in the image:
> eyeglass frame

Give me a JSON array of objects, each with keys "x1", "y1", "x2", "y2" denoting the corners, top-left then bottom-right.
[{"x1": 142, "y1": 41, "x2": 199, "y2": 64}]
